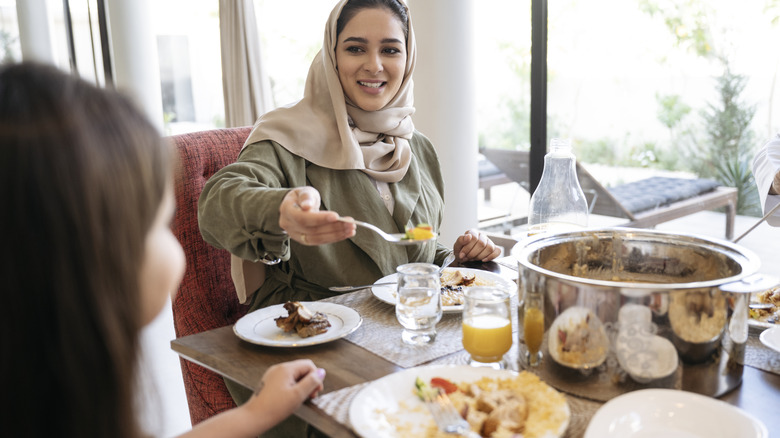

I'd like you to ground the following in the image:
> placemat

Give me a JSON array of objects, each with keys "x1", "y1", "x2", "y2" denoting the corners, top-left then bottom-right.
[
  {"x1": 322, "y1": 290, "x2": 465, "y2": 368},
  {"x1": 743, "y1": 325, "x2": 780, "y2": 375},
  {"x1": 322, "y1": 289, "x2": 519, "y2": 369}
]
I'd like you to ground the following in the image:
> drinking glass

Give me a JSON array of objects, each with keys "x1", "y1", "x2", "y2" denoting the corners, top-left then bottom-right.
[
  {"x1": 523, "y1": 290, "x2": 544, "y2": 367},
  {"x1": 395, "y1": 263, "x2": 442, "y2": 345},
  {"x1": 462, "y1": 287, "x2": 512, "y2": 369}
]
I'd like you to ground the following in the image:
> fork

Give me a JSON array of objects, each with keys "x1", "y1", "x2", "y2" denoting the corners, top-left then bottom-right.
[
  {"x1": 328, "y1": 253, "x2": 456, "y2": 292},
  {"x1": 421, "y1": 389, "x2": 480, "y2": 437},
  {"x1": 337, "y1": 217, "x2": 436, "y2": 244}
]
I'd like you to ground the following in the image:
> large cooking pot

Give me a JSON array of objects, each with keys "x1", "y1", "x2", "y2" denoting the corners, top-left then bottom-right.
[{"x1": 512, "y1": 228, "x2": 771, "y2": 401}]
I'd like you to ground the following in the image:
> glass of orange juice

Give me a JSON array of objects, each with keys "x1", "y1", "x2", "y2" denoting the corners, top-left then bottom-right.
[
  {"x1": 462, "y1": 287, "x2": 512, "y2": 369},
  {"x1": 523, "y1": 290, "x2": 544, "y2": 367}
]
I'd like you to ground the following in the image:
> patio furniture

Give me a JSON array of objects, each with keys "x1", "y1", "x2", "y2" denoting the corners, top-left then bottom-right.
[{"x1": 481, "y1": 148, "x2": 738, "y2": 239}]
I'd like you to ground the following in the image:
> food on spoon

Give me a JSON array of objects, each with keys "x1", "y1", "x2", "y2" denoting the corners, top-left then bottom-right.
[
  {"x1": 403, "y1": 223, "x2": 435, "y2": 241},
  {"x1": 412, "y1": 373, "x2": 568, "y2": 438},
  {"x1": 274, "y1": 301, "x2": 331, "y2": 338}
]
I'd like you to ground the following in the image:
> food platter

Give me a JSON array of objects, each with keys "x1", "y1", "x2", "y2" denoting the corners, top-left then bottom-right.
[
  {"x1": 371, "y1": 267, "x2": 517, "y2": 313},
  {"x1": 584, "y1": 388, "x2": 768, "y2": 438},
  {"x1": 348, "y1": 364, "x2": 570, "y2": 438},
  {"x1": 233, "y1": 302, "x2": 361, "y2": 347}
]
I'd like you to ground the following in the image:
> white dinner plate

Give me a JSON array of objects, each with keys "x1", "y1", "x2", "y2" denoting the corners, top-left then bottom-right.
[
  {"x1": 371, "y1": 267, "x2": 517, "y2": 313},
  {"x1": 233, "y1": 302, "x2": 361, "y2": 347},
  {"x1": 348, "y1": 364, "x2": 569, "y2": 438},
  {"x1": 584, "y1": 388, "x2": 768, "y2": 438},
  {"x1": 759, "y1": 325, "x2": 780, "y2": 353}
]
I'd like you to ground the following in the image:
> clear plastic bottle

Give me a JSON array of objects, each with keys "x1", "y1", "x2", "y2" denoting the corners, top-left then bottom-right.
[{"x1": 527, "y1": 138, "x2": 588, "y2": 235}]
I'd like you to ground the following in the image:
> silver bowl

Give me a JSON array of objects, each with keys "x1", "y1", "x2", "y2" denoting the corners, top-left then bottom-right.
[{"x1": 512, "y1": 228, "x2": 763, "y2": 400}]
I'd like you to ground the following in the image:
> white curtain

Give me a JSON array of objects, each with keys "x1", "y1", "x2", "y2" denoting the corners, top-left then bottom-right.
[{"x1": 219, "y1": 0, "x2": 273, "y2": 127}]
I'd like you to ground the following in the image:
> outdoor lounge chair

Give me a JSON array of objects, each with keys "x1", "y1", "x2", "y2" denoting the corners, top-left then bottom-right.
[{"x1": 480, "y1": 148, "x2": 738, "y2": 240}]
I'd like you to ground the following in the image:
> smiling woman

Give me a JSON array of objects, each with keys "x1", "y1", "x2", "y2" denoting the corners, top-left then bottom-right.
[
  {"x1": 197, "y1": 0, "x2": 501, "y2": 424},
  {"x1": 335, "y1": 7, "x2": 407, "y2": 111}
]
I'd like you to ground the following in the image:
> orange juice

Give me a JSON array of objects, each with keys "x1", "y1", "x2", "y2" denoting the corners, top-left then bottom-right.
[
  {"x1": 462, "y1": 315, "x2": 512, "y2": 362},
  {"x1": 524, "y1": 307, "x2": 545, "y2": 355}
]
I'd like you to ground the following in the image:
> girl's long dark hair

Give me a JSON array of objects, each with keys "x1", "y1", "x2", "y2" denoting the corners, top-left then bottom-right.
[{"x1": 0, "y1": 62, "x2": 172, "y2": 438}]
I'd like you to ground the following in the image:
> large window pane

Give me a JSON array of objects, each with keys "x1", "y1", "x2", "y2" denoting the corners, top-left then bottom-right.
[
  {"x1": 0, "y1": 0, "x2": 21, "y2": 63},
  {"x1": 547, "y1": 0, "x2": 780, "y2": 216}
]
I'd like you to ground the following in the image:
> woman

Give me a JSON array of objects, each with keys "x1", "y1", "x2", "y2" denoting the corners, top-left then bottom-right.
[
  {"x1": 753, "y1": 132, "x2": 780, "y2": 226},
  {"x1": 199, "y1": 0, "x2": 500, "y2": 310},
  {"x1": 0, "y1": 62, "x2": 324, "y2": 438}
]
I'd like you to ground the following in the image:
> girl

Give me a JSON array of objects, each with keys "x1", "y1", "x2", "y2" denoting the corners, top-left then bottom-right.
[{"x1": 0, "y1": 62, "x2": 324, "y2": 438}]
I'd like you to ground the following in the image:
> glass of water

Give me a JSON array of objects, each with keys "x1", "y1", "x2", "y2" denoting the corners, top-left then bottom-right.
[{"x1": 395, "y1": 263, "x2": 442, "y2": 345}]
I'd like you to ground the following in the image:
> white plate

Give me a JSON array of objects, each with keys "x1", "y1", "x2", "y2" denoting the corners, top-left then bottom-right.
[
  {"x1": 759, "y1": 325, "x2": 780, "y2": 353},
  {"x1": 584, "y1": 389, "x2": 768, "y2": 438},
  {"x1": 349, "y1": 364, "x2": 570, "y2": 438},
  {"x1": 233, "y1": 302, "x2": 361, "y2": 347},
  {"x1": 371, "y1": 267, "x2": 517, "y2": 313}
]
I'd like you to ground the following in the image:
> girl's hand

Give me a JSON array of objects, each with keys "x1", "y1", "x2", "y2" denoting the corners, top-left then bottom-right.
[
  {"x1": 279, "y1": 187, "x2": 355, "y2": 245},
  {"x1": 771, "y1": 170, "x2": 780, "y2": 195},
  {"x1": 246, "y1": 360, "x2": 326, "y2": 423},
  {"x1": 453, "y1": 229, "x2": 501, "y2": 263}
]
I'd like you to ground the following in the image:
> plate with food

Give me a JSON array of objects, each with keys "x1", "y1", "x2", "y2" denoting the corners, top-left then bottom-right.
[
  {"x1": 233, "y1": 301, "x2": 361, "y2": 347},
  {"x1": 348, "y1": 364, "x2": 570, "y2": 438},
  {"x1": 548, "y1": 306, "x2": 609, "y2": 370},
  {"x1": 584, "y1": 388, "x2": 768, "y2": 438},
  {"x1": 371, "y1": 267, "x2": 517, "y2": 313},
  {"x1": 749, "y1": 286, "x2": 780, "y2": 329}
]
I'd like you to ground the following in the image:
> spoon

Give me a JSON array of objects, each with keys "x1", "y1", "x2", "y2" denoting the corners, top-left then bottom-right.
[
  {"x1": 328, "y1": 253, "x2": 457, "y2": 292},
  {"x1": 338, "y1": 217, "x2": 437, "y2": 245},
  {"x1": 732, "y1": 202, "x2": 780, "y2": 243},
  {"x1": 439, "y1": 253, "x2": 456, "y2": 274}
]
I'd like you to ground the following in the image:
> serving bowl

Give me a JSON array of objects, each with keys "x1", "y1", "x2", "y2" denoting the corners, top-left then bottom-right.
[{"x1": 512, "y1": 228, "x2": 768, "y2": 401}]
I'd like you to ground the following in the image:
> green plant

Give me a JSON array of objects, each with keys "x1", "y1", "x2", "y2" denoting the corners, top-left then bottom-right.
[
  {"x1": 656, "y1": 93, "x2": 691, "y2": 142},
  {"x1": 0, "y1": 30, "x2": 18, "y2": 64},
  {"x1": 692, "y1": 65, "x2": 761, "y2": 216}
]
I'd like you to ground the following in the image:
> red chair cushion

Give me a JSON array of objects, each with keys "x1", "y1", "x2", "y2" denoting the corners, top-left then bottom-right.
[{"x1": 169, "y1": 127, "x2": 252, "y2": 425}]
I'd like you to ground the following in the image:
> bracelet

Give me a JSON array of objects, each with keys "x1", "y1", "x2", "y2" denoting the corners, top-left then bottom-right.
[{"x1": 259, "y1": 253, "x2": 282, "y2": 265}]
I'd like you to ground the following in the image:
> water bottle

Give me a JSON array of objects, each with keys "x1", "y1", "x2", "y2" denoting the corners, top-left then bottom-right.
[{"x1": 527, "y1": 138, "x2": 588, "y2": 235}]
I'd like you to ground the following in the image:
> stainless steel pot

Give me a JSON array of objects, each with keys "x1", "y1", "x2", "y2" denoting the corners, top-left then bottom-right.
[{"x1": 512, "y1": 228, "x2": 772, "y2": 401}]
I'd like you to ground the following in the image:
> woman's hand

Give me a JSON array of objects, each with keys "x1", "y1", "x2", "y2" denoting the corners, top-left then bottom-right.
[
  {"x1": 279, "y1": 187, "x2": 355, "y2": 245},
  {"x1": 771, "y1": 170, "x2": 780, "y2": 195},
  {"x1": 453, "y1": 229, "x2": 501, "y2": 263}
]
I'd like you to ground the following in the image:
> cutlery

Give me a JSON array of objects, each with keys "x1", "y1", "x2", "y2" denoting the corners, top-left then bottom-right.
[
  {"x1": 420, "y1": 386, "x2": 480, "y2": 437},
  {"x1": 439, "y1": 253, "x2": 456, "y2": 274},
  {"x1": 733, "y1": 202, "x2": 780, "y2": 243},
  {"x1": 329, "y1": 255, "x2": 456, "y2": 292},
  {"x1": 337, "y1": 217, "x2": 437, "y2": 244},
  {"x1": 328, "y1": 281, "x2": 397, "y2": 292}
]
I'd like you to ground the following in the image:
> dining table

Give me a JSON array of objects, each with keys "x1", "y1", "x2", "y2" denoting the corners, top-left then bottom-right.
[{"x1": 170, "y1": 256, "x2": 780, "y2": 438}]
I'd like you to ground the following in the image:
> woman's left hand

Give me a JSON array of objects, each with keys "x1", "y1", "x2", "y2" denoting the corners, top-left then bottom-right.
[{"x1": 453, "y1": 229, "x2": 501, "y2": 263}]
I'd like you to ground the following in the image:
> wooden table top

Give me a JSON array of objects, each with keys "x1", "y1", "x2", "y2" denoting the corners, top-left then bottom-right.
[{"x1": 170, "y1": 260, "x2": 780, "y2": 438}]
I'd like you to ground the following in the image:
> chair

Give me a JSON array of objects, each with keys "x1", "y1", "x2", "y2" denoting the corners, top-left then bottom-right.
[
  {"x1": 169, "y1": 127, "x2": 252, "y2": 425},
  {"x1": 481, "y1": 148, "x2": 738, "y2": 239}
]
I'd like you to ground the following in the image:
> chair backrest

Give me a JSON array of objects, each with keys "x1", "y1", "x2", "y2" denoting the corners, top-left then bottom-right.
[
  {"x1": 481, "y1": 148, "x2": 634, "y2": 220},
  {"x1": 169, "y1": 126, "x2": 252, "y2": 425}
]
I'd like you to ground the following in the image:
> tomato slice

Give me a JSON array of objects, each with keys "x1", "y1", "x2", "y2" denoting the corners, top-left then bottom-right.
[{"x1": 430, "y1": 377, "x2": 458, "y2": 394}]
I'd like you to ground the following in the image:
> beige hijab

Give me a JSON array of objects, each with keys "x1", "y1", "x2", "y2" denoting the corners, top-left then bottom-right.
[{"x1": 243, "y1": 0, "x2": 416, "y2": 183}]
